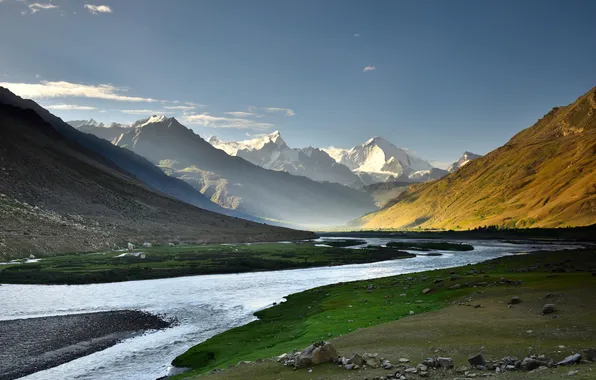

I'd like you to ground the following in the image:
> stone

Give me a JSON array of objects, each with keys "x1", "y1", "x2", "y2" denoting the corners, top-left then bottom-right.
[
  {"x1": 294, "y1": 342, "x2": 338, "y2": 368},
  {"x1": 521, "y1": 356, "x2": 551, "y2": 371},
  {"x1": 362, "y1": 353, "x2": 380, "y2": 368},
  {"x1": 344, "y1": 363, "x2": 355, "y2": 370},
  {"x1": 398, "y1": 358, "x2": 409, "y2": 363},
  {"x1": 350, "y1": 353, "x2": 364, "y2": 366},
  {"x1": 416, "y1": 364, "x2": 428, "y2": 371},
  {"x1": 510, "y1": 296, "x2": 521, "y2": 304},
  {"x1": 422, "y1": 288, "x2": 431, "y2": 294},
  {"x1": 422, "y1": 357, "x2": 437, "y2": 368},
  {"x1": 437, "y1": 357, "x2": 454, "y2": 369},
  {"x1": 584, "y1": 348, "x2": 596, "y2": 362},
  {"x1": 127, "y1": 242, "x2": 135, "y2": 251},
  {"x1": 568, "y1": 370, "x2": 579, "y2": 376},
  {"x1": 142, "y1": 242, "x2": 152, "y2": 248},
  {"x1": 404, "y1": 367, "x2": 417, "y2": 374},
  {"x1": 449, "y1": 284, "x2": 462, "y2": 290},
  {"x1": 557, "y1": 353, "x2": 581, "y2": 366},
  {"x1": 382, "y1": 360, "x2": 393, "y2": 370},
  {"x1": 468, "y1": 353, "x2": 486, "y2": 367},
  {"x1": 276, "y1": 353, "x2": 288, "y2": 362},
  {"x1": 409, "y1": 311, "x2": 415, "y2": 315},
  {"x1": 542, "y1": 304, "x2": 556, "y2": 314},
  {"x1": 419, "y1": 371, "x2": 429, "y2": 377}
]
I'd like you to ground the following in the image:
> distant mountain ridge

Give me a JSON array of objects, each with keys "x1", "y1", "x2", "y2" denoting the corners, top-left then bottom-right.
[
  {"x1": 209, "y1": 132, "x2": 361, "y2": 186},
  {"x1": 112, "y1": 118, "x2": 377, "y2": 227},
  {"x1": 355, "y1": 86, "x2": 596, "y2": 230},
  {"x1": 69, "y1": 119, "x2": 131, "y2": 142},
  {"x1": 448, "y1": 151, "x2": 482, "y2": 172},
  {"x1": 323, "y1": 137, "x2": 436, "y2": 184}
]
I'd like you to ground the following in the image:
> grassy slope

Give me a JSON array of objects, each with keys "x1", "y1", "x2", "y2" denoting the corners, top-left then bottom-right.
[
  {"x1": 357, "y1": 86, "x2": 596, "y2": 230},
  {"x1": 174, "y1": 249, "x2": 596, "y2": 380},
  {"x1": 0, "y1": 242, "x2": 414, "y2": 285}
]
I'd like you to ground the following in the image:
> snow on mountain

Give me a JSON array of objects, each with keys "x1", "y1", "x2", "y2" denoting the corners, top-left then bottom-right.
[
  {"x1": 322, "y1": 137, "x2": 435, "y2": 184},
  {"x1": 447, "y1": 151, "x2": 482, "y2": 172},
  {"x1": 209, "y1": 132, "x2": 361, "y2": 186},
  {"x1": 68, "y1": 118, "x2": 131, "y2": 142}
]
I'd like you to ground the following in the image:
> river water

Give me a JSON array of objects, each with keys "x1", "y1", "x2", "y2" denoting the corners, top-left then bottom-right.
[{"x1": 0, "y1": 238, "x2": 577, "y2": 380}]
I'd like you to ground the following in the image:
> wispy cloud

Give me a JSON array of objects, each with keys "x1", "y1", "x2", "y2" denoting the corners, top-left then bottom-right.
[
  {"x1": 182, "y1": 113, "x2": 274, "y2": 130},
  {"x1": 164, "y1": 105, "x2": 196, "y2": 110},
  {"x1": 185, "y1": 101, "x2": 206, "y2": 108},
  {"x1": 223, "y1": 111, "x2": 261, "y2": 118},
  {"x1": 45, "y1": 104, "x2": 98, "y2": 111},
  {"x1": 28, "y1": 3, "x2": 58, "y2": 13},
  {"x1": 0, "y1": 81, "x2": 158, "y2": 102},
  {"x1": 363, "y1": 65, "x2": 376, "y2": 72},
  {"x1": 121, "y1": 109, "x2": 164, "y2": 115},
  {"x1": 84, "y1": 4, "x2": 112, "y2": 14},
  {"x1": 263, "y1": 107, "x2": 295, "y2": 116},
  {"x1": 353, "y1": 33, "x2": 360, "y2": 37}
]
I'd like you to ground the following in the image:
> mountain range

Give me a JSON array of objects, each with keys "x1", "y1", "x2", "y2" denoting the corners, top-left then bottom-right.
[
  {"x1": 209, "y1": 133, "x2": 466, "y2": 186},
  {"x1": 110, "y1": 117, "x2": 376, "y2": 226},
  {"x1": 0, "y1": 87, "x2": 313, "y2": 257},
  {"x1": 355, "y1": 86, "x2": 596, "y2": 230},
  {"x1": 209, "y1": 132, "x2": 361, "y2": 186}
]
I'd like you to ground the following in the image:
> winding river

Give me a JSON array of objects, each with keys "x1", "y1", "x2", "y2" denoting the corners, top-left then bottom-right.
[{"x1": 0, "y1": 237, "x2": 578, "y2": 380}]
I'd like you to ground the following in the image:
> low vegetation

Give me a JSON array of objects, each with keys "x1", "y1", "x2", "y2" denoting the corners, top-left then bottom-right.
[
  {"x1": 0, "y1": 241, "x2": 414, "y2": 285},
  {"x1": 172, "y1": 248, "x2": 596, "y2": 379}
]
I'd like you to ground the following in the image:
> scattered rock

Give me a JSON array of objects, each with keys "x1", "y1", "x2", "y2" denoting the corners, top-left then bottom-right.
[
  {"x1": 510, "y1": 296, "x2": 521, "y2": 305},
  {"x1": 468, "y1": 353, "x2": 486, "y2": 367},
  {"x1": 449, "y1": 284, "x2": 462, "y2": 290},
  {"x1": 557, "y1": 353, "x2": 582, "y2": 366},
  {"x1": 422, "y1": 357, "x2": 437, "y2": 368},
  {"x1": 294, "y1": 342, "x2": 338, "y2": 368},
  {"x1": 362, "y1": 353, "x2": 380, "y2": 368},
  {"x1": 584, "y1": 348, "x2": 596, "y2": 362},
  {"x1": 568, "y1": 370, "x2": 579, "y2": 376},
  {"x1": 542, "y1": 304, "x2": 556, "y2": 315},
  {"x1": 437, "y1": 357, "x2": 454, "y2": 369},
  {"x1": 422, "y1": 288, "x2": 431, "y2": 294},
  {"x1": 399, "y1": 358, "x2": 409, "y2": 363}
]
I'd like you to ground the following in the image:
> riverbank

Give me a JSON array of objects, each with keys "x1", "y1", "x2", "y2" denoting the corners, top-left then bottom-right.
[
  {"x1": 0, "y1": 241, "x2": 415, "y2": 285},
  {"x1": 0, "y1": 310, "x2": 173, "y2": 380},
  {"x1": 171, "y1": 248, "x2": 596, "y2": 379}
]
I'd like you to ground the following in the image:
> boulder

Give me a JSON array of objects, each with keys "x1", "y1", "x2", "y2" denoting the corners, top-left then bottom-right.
[
  {"x1": 422, "y1": 357, "x2": 438, "y2": 368},
  {"x1": 542, "y1": 304, "x2": 556, "y2": 314},
  {"x1": 521, "y1": 356, "x2": 551, "y2": 371},
  {"x1": 557, "y1": 353, "x2": 581, "y2": 366},
  {"x1": 437, "y1": 357, "x2": 454, "y2": 369},
  {"x1": 362, "y1": 353, "x2": 380, "y2": 368},
  {"x1": 468, "y1": 353, "x2": 486, "y2": 367},
  {"x1": 295, "y1": 342, "x2": 338, "y2": 368},
  {"x1": 349, "y1": 353, "x2": 364, "y2": 366}
]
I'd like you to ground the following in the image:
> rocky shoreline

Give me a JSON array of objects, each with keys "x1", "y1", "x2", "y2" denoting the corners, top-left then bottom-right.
[{"x1": 0, "y1": 310, "x2": 174, "y2": 380}]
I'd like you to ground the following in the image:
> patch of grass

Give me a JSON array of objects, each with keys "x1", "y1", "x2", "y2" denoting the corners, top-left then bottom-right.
[
  {"x1": 172, "y1": 249, "x2": 596, "y2": 379},
  {"x1": 0, "y1": 241, "x2": 414, "y2": 285}
]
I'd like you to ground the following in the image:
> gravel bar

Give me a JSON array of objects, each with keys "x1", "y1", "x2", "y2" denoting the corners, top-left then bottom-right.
[{"x1": 0, "y1": 310, "x2": 173, "y2": 380}]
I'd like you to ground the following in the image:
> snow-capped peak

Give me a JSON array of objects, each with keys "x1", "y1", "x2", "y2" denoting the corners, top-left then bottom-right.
[{"x1": 131, "y1": 115, "x2": 173, "y2": 129}]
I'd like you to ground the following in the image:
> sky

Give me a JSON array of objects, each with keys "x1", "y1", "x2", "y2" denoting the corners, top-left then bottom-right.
[{"x1": 1, "y1": 0, "x2": 595, "y2": 166}]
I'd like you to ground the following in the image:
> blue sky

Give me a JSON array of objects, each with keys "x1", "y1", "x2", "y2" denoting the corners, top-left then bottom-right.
[{"x1": 1, "y1": 0, "x2": 595, "y2": 165}]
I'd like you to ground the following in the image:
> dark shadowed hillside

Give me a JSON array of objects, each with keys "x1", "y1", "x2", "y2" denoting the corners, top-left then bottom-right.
[{"x1": 0, "y1": 100, "x2": 314, "y2": 258}]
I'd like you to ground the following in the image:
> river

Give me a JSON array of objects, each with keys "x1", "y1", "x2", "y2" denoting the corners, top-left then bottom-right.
[{"x1": 0, "y1": 237, "x2": 578, "y2": 379}]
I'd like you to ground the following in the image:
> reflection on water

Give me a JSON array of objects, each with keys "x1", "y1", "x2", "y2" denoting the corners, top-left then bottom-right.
[{"x1": 0, "y1": 237, "x2": 579, "y2": 380}]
